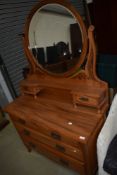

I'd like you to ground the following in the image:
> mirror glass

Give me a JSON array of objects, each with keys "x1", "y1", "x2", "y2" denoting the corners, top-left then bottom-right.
[{"x1": 29, "y1": 4, "x2": 82, "y2": 74}]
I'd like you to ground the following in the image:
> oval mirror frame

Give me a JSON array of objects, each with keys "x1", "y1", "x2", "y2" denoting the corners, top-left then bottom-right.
[{"x1": 23, "y1": 0, "x2": 88, "y2": 77}]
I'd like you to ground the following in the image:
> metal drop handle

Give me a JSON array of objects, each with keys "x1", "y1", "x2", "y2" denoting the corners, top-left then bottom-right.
[
  {"x1": 23, "y1": 129, "x2": 30, "y2": 136},
  {"x1": 56, "y1": 144, "x2": 65, "y2": 153},
  {"x1": 51, "y1": 131, "x2": 61, "y2": 141}
]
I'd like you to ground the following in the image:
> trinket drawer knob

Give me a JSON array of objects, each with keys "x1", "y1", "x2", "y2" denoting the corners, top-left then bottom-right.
[{"x1": 79, "y1": 97, "x2": 89, "y2": 101}]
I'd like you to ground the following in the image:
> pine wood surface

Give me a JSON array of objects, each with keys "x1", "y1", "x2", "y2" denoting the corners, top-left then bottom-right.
[
  {"x1": 14, "y1": 123, "x2": 84, "y2": 161},
  {"x1": 4, "y1": 0, "x2": 109, "y2": 174},
  {"x1": 5, "y1": 94, "x2": 104, "y2": 143}
]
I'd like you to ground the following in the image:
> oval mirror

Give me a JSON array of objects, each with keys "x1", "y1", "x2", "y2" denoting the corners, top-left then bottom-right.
[{"x1": 24, "y1": 0, "x2": 88, "y2": 76}]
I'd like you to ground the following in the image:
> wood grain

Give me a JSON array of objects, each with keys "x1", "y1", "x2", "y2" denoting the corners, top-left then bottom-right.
[{"x1": 3, "y1": 0, "x2": 109, "y2": 174}]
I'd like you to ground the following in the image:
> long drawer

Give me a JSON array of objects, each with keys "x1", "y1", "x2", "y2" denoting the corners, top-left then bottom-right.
[
  {"x1": 10, "y1": 114, "x2": 84, "y2": 149},
  {"x1": 21, "y1": 134, "x2": 86, "y2": 175},
  {"x1": 15, "y1": 123, "x2": 84, "y2": 161}
]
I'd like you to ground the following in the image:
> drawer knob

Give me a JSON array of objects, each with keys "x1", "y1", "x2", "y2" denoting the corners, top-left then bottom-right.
[
  {"x1": 56, "y1": 144, "x2": 65, "y2": 153},
  {"x1": 59, "y1": 159, "x2": 69, "y2": 167},
  {"x1": 18, "y1": 118, "x2": 26, "y2": 125},
  {"x1": 51, "y1": 131, "x2": 61, "y2": 141},
  {"x1": 79, "y1": 97, "x2": 89, "y2": 101},
  {"x1": 23, "y1": 129, "x2": 30, "y2": 136}
]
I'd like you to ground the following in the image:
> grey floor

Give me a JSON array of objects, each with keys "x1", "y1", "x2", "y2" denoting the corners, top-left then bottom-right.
[{"x1": 0, "y1": 121, "x2": 79, "y2": 175}]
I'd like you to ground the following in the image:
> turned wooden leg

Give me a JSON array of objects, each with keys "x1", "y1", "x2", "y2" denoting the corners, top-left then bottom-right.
[
  {"x1": 27, "y1": 147, "x2": 32, "y2": 152},
  {"x1": 24, "y1": 143, "x2": 32, "y2": 152},
  {"x1": 26, "y1": 145, "x2": 32, "y2": 152}
]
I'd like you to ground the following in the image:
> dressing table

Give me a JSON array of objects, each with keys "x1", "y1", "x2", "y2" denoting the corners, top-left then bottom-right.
[{"x1": 4, "y1": 0, "x2": 109, "y2": 175}]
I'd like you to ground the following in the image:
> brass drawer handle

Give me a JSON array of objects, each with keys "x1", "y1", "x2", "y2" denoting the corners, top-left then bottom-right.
[
  {"x1": 51, "y1": 131, "x2": 61, "y2": 141},
  {"x1": 18, "y1": 118, "x2": 26, "y2": 125},
  {"x1": 59, "y1": 159, "x2": 69, "y2": 167},
  {"x1": 56, "y1": 144, "x2": 65, "y2": 153},
  {"x1": 79, "y1": 97, "x2": 89, "y2": 101},
  {"x1": 23, "y1": 129, "x2": 30, "y2": 136}
]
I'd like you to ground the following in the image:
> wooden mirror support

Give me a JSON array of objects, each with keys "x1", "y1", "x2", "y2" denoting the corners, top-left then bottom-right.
[{"x1": 4, "y1": 0, "x2": 109, "y2": 175}]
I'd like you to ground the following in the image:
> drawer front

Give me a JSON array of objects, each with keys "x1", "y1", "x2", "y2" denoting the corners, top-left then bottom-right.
[
  {"x1": 15, "y1": 124, "x2": 84, "y2": 161},
  {"x1": 73, "y1": 94, "x2": 99, "y2": 108},
  {"x1": 10, "y1": 115, "x2": 82, "y2": 149},
  {"x1": 22, "y1": 136, "x2": 86, "y2": 175},
  {"x1": 72, "y1": 89, "x2": 106, "y2": 109}
]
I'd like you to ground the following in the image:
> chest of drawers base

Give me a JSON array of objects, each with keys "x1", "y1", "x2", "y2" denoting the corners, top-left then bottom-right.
[{"x1": 6, "y1": 98, "x2": 105, "y2": 175}]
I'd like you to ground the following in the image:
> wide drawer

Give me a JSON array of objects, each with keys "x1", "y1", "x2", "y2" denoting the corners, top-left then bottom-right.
[
  {"x1": 15, "y1": 123, "x2": 84, "y2": 161},
  {"x1": 10, "y1": 114, "x2": 85, "y2": 149},
  {"x1": 21, "y1": 135, "x2": 86, "y2": 175}
]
